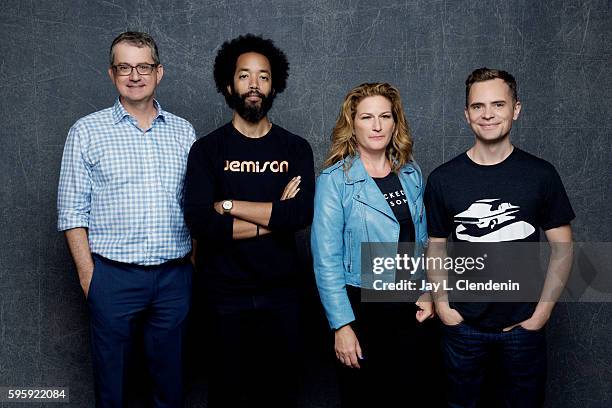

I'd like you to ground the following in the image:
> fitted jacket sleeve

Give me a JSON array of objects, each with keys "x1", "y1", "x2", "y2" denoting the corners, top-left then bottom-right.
[
  {"x1": 183, "y1": 139, "x2": 233, "y2": 242},
  {"x1": 268, "y1": 138, "x2": 315, "y2": 232},
  {"x1": 311, "y1": 172, "x2": 355, "y2": 330},
  {"x1": 413, "y1": 166, "x2": 430, "y2": 289},
  {"x1": 57, "y1": 123, "x2": 92, "y2": 231}
]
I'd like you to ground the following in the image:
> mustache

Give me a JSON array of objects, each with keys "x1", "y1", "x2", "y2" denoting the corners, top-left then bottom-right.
[{"x1": 241, "y1": 90, "x2": 265, "y2": 99}]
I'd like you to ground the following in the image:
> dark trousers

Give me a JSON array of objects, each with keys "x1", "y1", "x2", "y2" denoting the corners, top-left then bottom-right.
[
  {"x1": 206, "y1": 292, "x2": 300, "y2": 408},
  {"x1": 88, "y1": 254, "x2": 192, "y2": 408},
  {"x1": 441, "y1": 322, "x2": 547, "y2": 408},
  {"x1": 337, "y1": 287, "x2": 445, "y2": 408}
]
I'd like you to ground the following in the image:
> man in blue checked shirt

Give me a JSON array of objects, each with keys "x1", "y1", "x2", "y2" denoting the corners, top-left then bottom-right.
[{"x1": 57, "y1": 32, "x2": 196, "y2": 408}]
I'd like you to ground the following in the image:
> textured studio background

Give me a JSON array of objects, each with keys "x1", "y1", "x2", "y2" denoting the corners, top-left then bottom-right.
[{"x1": 1, "y1": 0, "x2": 611, "y2": 407}]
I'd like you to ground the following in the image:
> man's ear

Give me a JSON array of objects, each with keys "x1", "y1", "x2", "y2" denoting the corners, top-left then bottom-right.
[
  {"x1": 227, "y1": 84, "x2": 233, "y2": 95},
  {"x1": 512, "y1": 101, "x2": 522, "y2": 120},
  {"x1": 155, "y1": 64, "x2": 164, "y2": 84}
]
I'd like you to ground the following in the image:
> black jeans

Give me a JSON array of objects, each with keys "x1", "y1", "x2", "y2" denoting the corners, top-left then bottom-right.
[
  {"x1": 441, "y1": 321, "x2": 547, "y2": 408},
  {"x1": 207, "y1": 291, "x2": 300, "y2": 408},
  {"x1": 336, "y1": 286, "x2": 445, "y2": 408}
]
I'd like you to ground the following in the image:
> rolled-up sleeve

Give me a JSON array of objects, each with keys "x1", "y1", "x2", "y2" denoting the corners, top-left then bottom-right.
[
  {"x1": 57, "y1": 123, "x2": 91, "y2": 231},
  {"x1": 311, "y1": 173, "x2": 354, "y2": 330}
]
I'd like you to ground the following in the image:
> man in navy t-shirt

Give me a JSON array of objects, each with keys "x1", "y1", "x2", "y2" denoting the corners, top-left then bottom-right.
[{"x1": 425, "y1": 68, "x2": 574, "y2": 407}]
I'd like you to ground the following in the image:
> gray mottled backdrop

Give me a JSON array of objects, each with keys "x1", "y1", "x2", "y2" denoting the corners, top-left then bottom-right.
[{"x1": 1, "y1": 0, "x2": 611, "y2": 407}]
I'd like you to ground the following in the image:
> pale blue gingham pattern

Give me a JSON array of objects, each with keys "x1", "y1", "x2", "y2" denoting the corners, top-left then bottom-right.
[{"x1": 57, "y1": 98, "x2": 196, "y2": 265}]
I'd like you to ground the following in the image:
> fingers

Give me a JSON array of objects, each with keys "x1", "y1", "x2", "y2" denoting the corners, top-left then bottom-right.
[
  {"x1": 415, "y1": 299, "x2": 435, "y2": 322},
  {"x1": 334, "y1": 325, "x2": 362, "y2": 369},
  {"x1": 503, "y1": 321, "x2": 523, "y2": 332},
  {"x1": 287, "y1": 177, "x2": 301, "y2": 197},
  {"x1": 335, "y1": 349, "x2": 360, "y2": 369},
  {"x1": 334, "y1": 343, "x2": 362, "y2": 369},
  {"x1": 355, "y1": 339, "x2": 363, "y2": 361},
  {"x1": 335, "y1": 351, "x2": 342, "y2": 365},
  {"x1": 281, "y1": 176, "x2": 301, "y2": 200},
  {"x1": 416, "y1": 308, "x2": 433, "y2": 322},
  {"x1": 287, "y1": 187, "x2": 300, "y2": 199},
  {"x1": 285, "y1": 176, "x2": 300, "y2": 190},
  {"x1": 348, "y1": 351, "x2": 361, "y2": 369},
  {"x1": 213, "y1": 201, "x2": 223, "y2": 214}
]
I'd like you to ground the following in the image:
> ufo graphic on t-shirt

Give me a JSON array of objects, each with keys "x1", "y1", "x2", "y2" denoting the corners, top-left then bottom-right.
[{"x1": 454, "y1": 199, "x2": 535, "y2": 242}]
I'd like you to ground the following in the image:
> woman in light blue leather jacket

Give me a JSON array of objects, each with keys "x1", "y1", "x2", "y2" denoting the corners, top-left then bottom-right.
[{"x1": 311, "y1": 83, "x2": 436, "y2": 407}]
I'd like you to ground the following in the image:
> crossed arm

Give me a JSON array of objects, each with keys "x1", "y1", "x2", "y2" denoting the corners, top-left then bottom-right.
[
  {"x1": 184, "y1": 137, "x2": 315, "y2": 243},
  {"x1": 212, "y1": 176, "x2": 302, "y2": 239}
]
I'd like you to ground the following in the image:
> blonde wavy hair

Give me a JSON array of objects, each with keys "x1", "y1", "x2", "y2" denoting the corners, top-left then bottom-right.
[{"x1": 324, "y1": 82, "x2": 414, "y2": 172}]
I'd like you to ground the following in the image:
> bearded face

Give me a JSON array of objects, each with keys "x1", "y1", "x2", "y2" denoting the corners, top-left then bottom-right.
[{"x1": 228, "y1": 88, "x2": 276, "y2": 123}]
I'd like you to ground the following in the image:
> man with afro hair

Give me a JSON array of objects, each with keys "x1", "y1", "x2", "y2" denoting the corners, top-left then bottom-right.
[{"x1": 184, "y1": 34, "x2": 315, "y2": 408}]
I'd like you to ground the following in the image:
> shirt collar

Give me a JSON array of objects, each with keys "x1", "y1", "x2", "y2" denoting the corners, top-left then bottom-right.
[{"x1": 111, "y1": 98, "x2": 166, "y2": 124}]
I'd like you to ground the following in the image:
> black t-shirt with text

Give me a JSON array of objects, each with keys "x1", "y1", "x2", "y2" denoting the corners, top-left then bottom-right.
[
  {"x1": 184, "y1": 123, "x2": 315, "y2": 306},
  {"x1": 373, "y1": 172, "x2": 415, "y2": 243}
]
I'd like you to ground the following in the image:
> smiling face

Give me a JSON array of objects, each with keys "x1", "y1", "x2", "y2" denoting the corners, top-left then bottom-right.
[
  {"x1": 464, "y1": 78, "x2": 521, "y2": 144},
  {"x1": 353, "y1": 95, "x2": 396, "y2": 156},
  {"x1": 108, "y1": 42, "x2": 163, "y2": 105}
]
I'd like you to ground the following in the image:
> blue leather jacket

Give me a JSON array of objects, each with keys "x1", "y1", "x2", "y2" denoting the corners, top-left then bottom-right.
[{"x1": 311, "y1": 156, "x2": 428, "y2": 329}]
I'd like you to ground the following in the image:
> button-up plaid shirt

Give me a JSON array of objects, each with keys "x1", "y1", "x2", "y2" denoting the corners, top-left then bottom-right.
[{"x1": 57, "y1": 98, "x2": 196, "y2": 265}]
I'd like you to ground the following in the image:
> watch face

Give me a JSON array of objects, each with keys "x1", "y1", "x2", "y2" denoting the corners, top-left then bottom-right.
[{"x1": 222, "y1": 200, "x2": 232, "y2": 210}]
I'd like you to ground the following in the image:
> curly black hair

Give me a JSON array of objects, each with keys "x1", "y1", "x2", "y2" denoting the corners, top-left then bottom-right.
[{"x1": 213, "y1": 34, "x2": 289, "y2": 102}]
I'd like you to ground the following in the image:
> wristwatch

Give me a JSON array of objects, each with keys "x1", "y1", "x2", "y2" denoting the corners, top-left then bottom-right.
[{"x1": 222, "y1": 200, "x2": 233, "y2": 214}]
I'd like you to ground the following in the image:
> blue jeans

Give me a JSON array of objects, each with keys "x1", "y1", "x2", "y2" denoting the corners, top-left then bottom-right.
[
  {"x1": 88, "y1": 254, "x2": 192, "y2": 408},
  {"x1": 441, "y1": 321, "x2": 546, "y2": 408}
]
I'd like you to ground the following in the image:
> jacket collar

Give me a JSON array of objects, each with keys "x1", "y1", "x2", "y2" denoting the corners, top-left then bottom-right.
[
  {"x1": 346, "y1": 156, "x2": 418, "y2": 220},
  {"x1": 344, "y1": 155, "x2": 416, "y2": 185}
]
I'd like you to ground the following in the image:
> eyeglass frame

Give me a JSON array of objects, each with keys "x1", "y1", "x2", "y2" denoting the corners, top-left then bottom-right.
[{"x1": 111, "y1": 63, "x2": 159, "y2": 76}]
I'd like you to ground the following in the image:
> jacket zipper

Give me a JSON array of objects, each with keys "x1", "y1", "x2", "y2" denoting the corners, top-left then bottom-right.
[{"x1": 347, "y1": 230, "x2": 352, "y2": 273}]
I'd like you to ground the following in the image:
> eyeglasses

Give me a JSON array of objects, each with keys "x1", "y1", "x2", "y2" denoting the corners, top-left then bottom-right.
[{"x1": 112, "y1": 63, "x2": 158, "y2": 76}]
